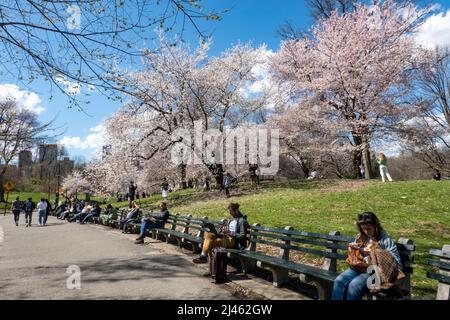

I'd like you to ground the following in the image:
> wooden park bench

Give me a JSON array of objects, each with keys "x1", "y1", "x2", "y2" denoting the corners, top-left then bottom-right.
[
  {"x1": 426, "y1": 244, "x2": 450, "y2": 300},
  {"x1": 226, "y1": 224, "x2": 414, "y2": 300},
  {"x1": 150, "y1": 213, "x2": 226, "y2": 253},
  {"x1": 108, "y1": 208, "x2": 131, "y2": 229}
]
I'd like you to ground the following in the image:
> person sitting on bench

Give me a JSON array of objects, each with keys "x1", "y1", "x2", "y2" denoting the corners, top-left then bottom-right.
[
  {"x1": 80, "y1": 203, "x2": 101, "y2": 224},
  {"x1": 69, "y1": 204, "x2": 92, "y2": 223},
  {"x1": 55, "y1": 202, "x2": 67, "y2": 218},
  {"x1": 134, "y1": 202, "x2": 169, "y2": 244},
  {"x1": 193, "y1": 203, "x2": 249, "y2": 264},
  {"x1": 331, "y1": 212, "x2": 402, "y2": 300},
  {"x1": 100, "y1": 204, "x2": 118, "y2": 225},
  {"x1": 120, "y1": 201, "x2": 140, "y2": 233},
  {"x1": 59, "y1": 203, "x2": 75, "y2": 220}
]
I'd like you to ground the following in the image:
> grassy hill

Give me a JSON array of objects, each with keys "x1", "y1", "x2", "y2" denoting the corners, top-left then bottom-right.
[
  {"x1": 120, "y1": 179, "x2": 449, "y2": 298},
  {"x1": 4, "y1": 179, "x2": 449, "y2": 297}
]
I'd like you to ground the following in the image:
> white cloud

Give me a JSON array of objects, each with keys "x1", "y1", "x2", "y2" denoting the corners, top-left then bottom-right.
[
  {"x1": 416, "y1": 8, "x2": 450, "y2": 49},
  {"x1": 0, "y1": 84, "x2": 45, "y2": 114},
  {"x1": 238, "y1": 47, "x2": 277, "y2": 101},
  {"x1": 249, "y1": 48, "x2": 275, "y2": 95},
  {"x1": 55, "y1": 76, "x2": 81, "y2": 95},
  {"x1": 59, "y1": 124, "x2": 105, "y2": 150}
]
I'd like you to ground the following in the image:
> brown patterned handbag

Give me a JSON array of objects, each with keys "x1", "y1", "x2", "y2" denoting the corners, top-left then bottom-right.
[{"x1": 346, "y1": 244, "x2": 370, "y2": 273}]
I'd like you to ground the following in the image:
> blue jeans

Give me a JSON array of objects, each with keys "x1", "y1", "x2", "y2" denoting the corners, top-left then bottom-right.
[
  {"x1": 38, "y1": 209, "x2": 46, "y2": 225},
  {"x1": 25, "y1": 211, "x2": 33, "y2": 225},
  {"x1": 70, "y1": 212, "x2": 86, "y2": 222},
  {"x1": 13, "y1": 210, "x2": 20, "y2": 223},
  {"x1": 331, "y1": 268, "x2": 370, "y2": 300},
  {"x1": 80, "y1": 213, "x2": 97, "y2": 224},
  {"x1": 139, "y1": 219, "x2": 163, "y2": 237},
  {"x1": 121, "y1": 218, "x2": 134, "y2": 232}
]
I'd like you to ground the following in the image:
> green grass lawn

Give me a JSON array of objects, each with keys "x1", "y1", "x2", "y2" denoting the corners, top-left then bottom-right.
[
  {"x1": 4, "y1": 179, "x2": 449, "y2": 298},
  {"x1": 0, "y1": 192, "x2": 59, "y2": 211},
  {"x1": 128, "y1": 179, "x2": 449, "y2": 298}
]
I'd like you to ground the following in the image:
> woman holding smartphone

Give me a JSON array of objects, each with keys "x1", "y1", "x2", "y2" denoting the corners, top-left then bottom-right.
[{"x1": 331, "y1": 212, "x2": 402, "y2": 300}]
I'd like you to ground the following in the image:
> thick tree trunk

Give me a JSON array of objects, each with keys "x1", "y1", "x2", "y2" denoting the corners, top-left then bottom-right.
[
  {"x1": 178, "y1": 164, "x2": 187, "y2": 189},
  {"x1": 362, "y1": 146, "x2": 372, "y2": 179},
  {"x1": 300, "y1": 157, "x2": 310, "y2": 179},
  {"x1": 207, "y1": 163, "x2": 224, "y2": 189},
  {"x1": 352, "y1": 150, "x2": 362, "y2": 179},
  {"x1": 0, "y1": 174, "x2": 5, "y2": 202}
]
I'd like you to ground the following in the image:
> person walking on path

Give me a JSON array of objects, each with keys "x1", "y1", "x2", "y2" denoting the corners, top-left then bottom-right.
[
  {"x1": 36, "y1": 199, "x2": 48, "y2": 226},
  {"x1": 11, "y1": 196, "x2": 23, "y2": 226},
  {"x1": 376, "y1": 153, "x2": 393, "y2": 182},
  {"x1": 24, "y1": 198, "x2": 36, "y2": 227},
  {"x1": 44, "y1": 199, "x2": 52, "y2": 225}
]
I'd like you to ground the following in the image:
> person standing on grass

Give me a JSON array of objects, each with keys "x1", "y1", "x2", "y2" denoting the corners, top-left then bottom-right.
[
  {"x1": 223, "y1": 172, "x2": 232, "y2": 198},
  {"x1": 128, "y1": 181, "x2": 137, "y2": 208},
  {"x1": 359, "y1": 164, "x2": 365, "y2": 179},
  {"x1": 37, "y1": 199, "x2": 48, "y2": 226},
  {"x1": 11, "y1": 196, "x2": 23, "y2": 226},
  {"x1": 24, "y1": 198, "x2": 36, "y2": 227},
  {"x1": 376, "y1": 152, "x2": 393, "y2": 182},
  {"x1": 433, "y1": 169, "x2": 441, "y2": 181},
  {"x1": 161, "y1": 178, "x2": 169, "y2": 200}
]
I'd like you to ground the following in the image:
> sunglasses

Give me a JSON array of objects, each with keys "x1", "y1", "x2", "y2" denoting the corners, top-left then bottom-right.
[{"x1": 357, "y1": 212, "x2": 375, "y2": 223}]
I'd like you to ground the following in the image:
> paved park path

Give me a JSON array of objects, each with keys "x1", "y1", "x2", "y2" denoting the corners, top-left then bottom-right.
[{"x1": 0, "y1": 214, "x2": 235, "y2": 300}]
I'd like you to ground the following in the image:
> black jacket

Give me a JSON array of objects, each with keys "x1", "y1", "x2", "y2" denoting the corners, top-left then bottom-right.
[
  {"x1": 146, "y1": 208, "x2": 169, "y2": 225},
  {"x1": 230, "y1": 215, "x2": 250, "y2": 249}
]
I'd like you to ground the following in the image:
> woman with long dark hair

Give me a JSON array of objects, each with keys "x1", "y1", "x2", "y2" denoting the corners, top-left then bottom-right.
[{"x1": 331, "y1": 212, "x2": 402, "y2": 300}]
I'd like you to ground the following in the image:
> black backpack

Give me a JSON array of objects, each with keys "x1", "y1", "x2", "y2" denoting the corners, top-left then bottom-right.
[
  {"x1": 210, "y1": 247, "x2": 228, "y2": 284},
  {"x1": 25, "y1": 201, "x2": 34, "y2": 212}
]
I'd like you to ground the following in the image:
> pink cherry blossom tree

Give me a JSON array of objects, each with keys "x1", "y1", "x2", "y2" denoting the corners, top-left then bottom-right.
[{"x1": 270, "y1": 0, "x2": 428, "y2": 178}]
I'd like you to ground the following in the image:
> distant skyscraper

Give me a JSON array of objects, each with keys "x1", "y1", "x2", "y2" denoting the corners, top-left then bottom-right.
[
  {"x1": 38, "y1": 144, "x2": 58, "y2": 179},
  {"x1": 18, "y1": 150, "x2": 33, "y2": 168},
  {"x1": 59, "y1": 157, "x2": 75, "y2": 177},
  {"x1": 39, "y1": 144, "x2": 58, "y2": 165}
]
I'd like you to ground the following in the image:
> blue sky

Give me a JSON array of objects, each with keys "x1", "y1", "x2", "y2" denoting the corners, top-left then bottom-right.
[{"x1": 2, "y1": 0, "x2": 450, "y2": 161}]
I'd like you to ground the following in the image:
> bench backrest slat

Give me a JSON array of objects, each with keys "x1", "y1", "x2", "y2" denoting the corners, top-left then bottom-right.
[
  {"x1": 427, "y1": 245, "x2": 450, "y2": 300},
  {"x1": 429, "y1": 248, "x2": 450, "y2": 259},
  {"x1": 252, "y1": 231, "x2": 349, "y2": 251},
  {"x1": 251, "y1": 225, "x2": 353, "y2": 243},
  {"x1": 251, "y1": 238, "x2": 348, "y2": 260},
  {"x1": 427, "y1": 259, "x2": 450, "y2": 271}
]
